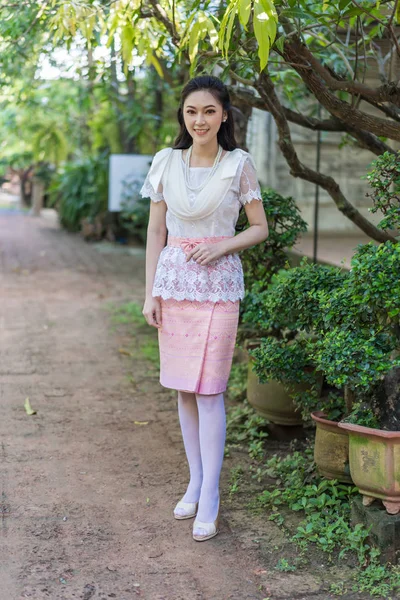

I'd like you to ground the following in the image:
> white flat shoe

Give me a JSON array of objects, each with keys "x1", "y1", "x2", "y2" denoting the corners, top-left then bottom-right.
[
  {"x1": 193, "y1": 508, "x2": 220, "y2": 541},
  {"x1": 174, "y1": 500, "x2": 198, "y2": 520}
]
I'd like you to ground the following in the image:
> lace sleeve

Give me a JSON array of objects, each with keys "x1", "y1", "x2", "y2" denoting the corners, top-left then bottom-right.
[
  {"x1": 239, "y1": 156, "x2": 262, "y2": 205},
  {"x1": 140, "y1": 173, "x2": 164, "y2": 203}
]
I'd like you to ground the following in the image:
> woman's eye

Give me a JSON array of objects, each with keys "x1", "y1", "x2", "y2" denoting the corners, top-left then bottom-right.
[{"x1": 206, "y1": 110, "x2": 215, "y2": 114}]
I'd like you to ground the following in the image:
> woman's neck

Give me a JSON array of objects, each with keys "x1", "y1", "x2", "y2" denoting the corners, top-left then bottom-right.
[{"x1": 189, "y1": 139, "x2": 221, "y2": 167}]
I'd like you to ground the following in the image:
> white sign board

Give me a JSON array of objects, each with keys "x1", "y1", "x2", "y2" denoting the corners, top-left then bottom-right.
[{"x1": 108, "y1": 154, "x2": 153, "y2": 212}]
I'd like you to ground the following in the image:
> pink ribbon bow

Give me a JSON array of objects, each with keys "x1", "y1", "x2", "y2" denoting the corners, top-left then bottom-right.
[{"x1": 180, "y1": 239, "x2": 206, "y2": 256}]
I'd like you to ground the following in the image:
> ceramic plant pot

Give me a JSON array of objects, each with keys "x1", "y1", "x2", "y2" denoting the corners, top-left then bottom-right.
[
  {"x1": 338, "y1": 422, "x2": 400, "y2": 515},
  {"x1": 247, "y1": 358, "x2": 303, "y2": 425},
  {"x1": 311, "y1": 411, "x2": 352, "y2": 484}
]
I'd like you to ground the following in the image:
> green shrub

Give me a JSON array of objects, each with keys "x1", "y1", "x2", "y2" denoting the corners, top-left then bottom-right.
[
  {"x1": 50, "y1": 152, "x2": 108, "y2": 232},
  {"x1": 238, "y1": 187, "x2": 308, "y2": 290},
  {"x1": 245, "y1": 154, "x2": 400, "y2": 428},
  {"x1": 119, "y1": 178, "x2": 150, "y2": 244},
  {"x1": 365, "y1": 150, "x2": 400, "y2": 232}
]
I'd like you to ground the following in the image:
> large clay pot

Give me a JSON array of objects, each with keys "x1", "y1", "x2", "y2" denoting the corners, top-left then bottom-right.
[
  {"x1": 247, "y1": 358, "x2": 303, "y2": 425},
  {"x1": 311, "y1": 411, "x2": 352, "y2": 484},
  {"x1": 338, "y1": 422, "x2": 400, "y2": 515}
]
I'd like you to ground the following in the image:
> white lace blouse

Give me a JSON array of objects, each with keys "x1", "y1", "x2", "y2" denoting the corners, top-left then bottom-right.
[{"x1": 140, "y1": 149, "x2": 262, "y2": 303}]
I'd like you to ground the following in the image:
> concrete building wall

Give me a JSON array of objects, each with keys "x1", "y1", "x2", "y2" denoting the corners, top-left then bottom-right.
[
  {"x1": 246, "y1": 46, "x2": 399, "y2": 234},
  {"x1": 247, "y1": 108, "x2": 385, "y2": 233}
]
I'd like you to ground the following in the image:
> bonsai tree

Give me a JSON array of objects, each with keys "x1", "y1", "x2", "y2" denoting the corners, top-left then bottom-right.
[
  {"x1": 250, "y1": 262, "x2": 348, "y2": 420},
  {"x1": 250, "y1": 152, "x2": 400, "y2": 430}
]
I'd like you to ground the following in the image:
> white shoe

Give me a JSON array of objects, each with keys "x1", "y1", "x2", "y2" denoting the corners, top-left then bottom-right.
[
  {"x1": 173, "y1": 500, "x2": 198, "y2": 520},
  {"x1": 193, "y1": 505, "x2": 220, "y2": 541}
]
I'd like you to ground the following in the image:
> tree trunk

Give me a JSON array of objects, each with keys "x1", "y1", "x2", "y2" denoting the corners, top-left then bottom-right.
[
  {"x1": 369, "y1": 367, "x2": 400, "y2": 431},
  {"x1": 19, "y1": 169, "x2": 33, "y2": 209},
  {"x1": 153, "y1": 70, "x2": 163, "y2": 150},
  {"x1": 31, "y1": 178, "x2": 44, "y2": 216},
  {"x1": 110, "y1": 41, "x2": 126, "y2": 153},
  {"x1": 231, "y1": 97, "x2": 252, "y2": 151},
  {"x1": 125, "y1": 70, "x2": 137, "y2": 153}
]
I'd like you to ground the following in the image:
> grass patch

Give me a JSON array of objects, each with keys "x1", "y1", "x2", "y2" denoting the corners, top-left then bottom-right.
[
  {"x1": 109, "y1": 301, "x2": 159, "y2": 368},
  {"x1": 140, "y1": 339, "x2": 160, "y2": 367},
  {"x1": 110, "y1": 301, "x2": 147, "y2": 326},
  {"x1": 252, "y1": 449, "x2": 400, "y2": 598}
]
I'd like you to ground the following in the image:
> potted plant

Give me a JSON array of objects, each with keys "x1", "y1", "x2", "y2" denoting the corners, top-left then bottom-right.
[
  {"x1": 248, "y1": 262, "x2": 351, "y2": 482},
  {"x1": 251, "y1": 152, "x2": 400, "y2": 503},
  {"x1": 317, "y1": 237, "x2": 400, "y2": 513},
  {"x1": 325, "y1": 152, "x2": 400, "y2": 513},
  {"x1": 238, "y1": 188, "x2": 308, "y2": 424}
]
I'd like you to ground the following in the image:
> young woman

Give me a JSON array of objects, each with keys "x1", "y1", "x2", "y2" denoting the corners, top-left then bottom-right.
[{"x1": 140, "y1": 75, "x2": 268, "y2": 542}]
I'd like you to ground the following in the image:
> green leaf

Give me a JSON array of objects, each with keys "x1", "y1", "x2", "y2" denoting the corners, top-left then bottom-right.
[
  {"x1": 189, "y1": 21, "x2": 201, "y2": 63},
  {"x1": 239, "y1": 0, "x2": 252, "y2": 27},
  {"x1": 148, "y1": 53, "x2": 163, "y2": 78},
  {"x1": 225, "y1": 5, "x2": 238, "y2": 56},
  {"x1": 254, "y1": 0, "x2": 277, "y2": 70},
  {"x1": 120, "y1": 21, "x2": 135, "y2": 66},
  {"x1": 24, "y1": 396, "x2": 37, "y2": 415},
  {"x1": 206, "y1": 17, "x2": 219, "y2": 50},
  {"x1": 274, "y1": 35, "x2": 285, "y2": 53}
]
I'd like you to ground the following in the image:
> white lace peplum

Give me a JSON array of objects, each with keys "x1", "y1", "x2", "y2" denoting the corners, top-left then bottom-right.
[{"x1": 140, "y1": 151, "x2": 262, "y2": 302}]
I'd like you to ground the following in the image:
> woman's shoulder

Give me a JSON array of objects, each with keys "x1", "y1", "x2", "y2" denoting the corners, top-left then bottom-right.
[
  {"x1": 154, "y1": 147, "x2": 174, "y2": 159},
  {"x1": 220, "y1": 148, "x2": 255, "y2": 179}
]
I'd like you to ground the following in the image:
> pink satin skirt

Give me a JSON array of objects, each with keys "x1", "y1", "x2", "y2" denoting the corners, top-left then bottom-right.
[{"x1": 158, "y1": 298, "x2": 239, "y2": 395}]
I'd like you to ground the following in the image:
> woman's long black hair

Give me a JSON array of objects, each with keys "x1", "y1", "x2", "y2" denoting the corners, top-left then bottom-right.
[{"x1": 173, "y1": 75, "x2": 237, "y2": 151}]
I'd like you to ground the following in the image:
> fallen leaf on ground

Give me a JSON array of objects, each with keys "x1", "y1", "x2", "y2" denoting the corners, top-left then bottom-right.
[
  {"x1": 118, "y1": 348, "x2": 133, "y2": 356},
  {"x1": 24, "y1": 397, "x2": 37, "y2": 415},
  {"x1": 134, "y1": 421, "x2": 149, "y2": 426}
]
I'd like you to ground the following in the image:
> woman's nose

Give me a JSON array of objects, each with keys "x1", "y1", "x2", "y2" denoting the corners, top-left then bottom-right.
[{"x1": 195, "y1": 113, "x2": 205, "y2": 124}]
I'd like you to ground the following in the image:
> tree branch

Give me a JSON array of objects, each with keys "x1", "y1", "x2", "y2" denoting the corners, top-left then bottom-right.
[
  {"x1": 282, "y1": 37, "x2": 400, "y2": 140},
  {"x1": 147, "y1": 0, "x2": 180, "y2": 46},
  {"x1": 229, "y1": 86, "x2": 395, "y2": 156},
  {"x1": 255, "y1": 72, "x2": 396, "y2": 244},
  {"x1": 278, "y1": 16, "x2": 400, "y2": 107}
]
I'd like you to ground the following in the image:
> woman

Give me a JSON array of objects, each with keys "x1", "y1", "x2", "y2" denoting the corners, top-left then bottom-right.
[{"x1": 141, "y1": 75, "x2": 268, "y2": 542}]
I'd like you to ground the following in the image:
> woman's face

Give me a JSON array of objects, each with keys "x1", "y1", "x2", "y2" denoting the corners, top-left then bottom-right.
[{"x1": 183, "y1": 90, "x2": 227, "y2": 146}]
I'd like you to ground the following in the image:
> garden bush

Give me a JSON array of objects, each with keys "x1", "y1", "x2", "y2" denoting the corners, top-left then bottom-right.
[
  {"x1": 248, "y1": 153, "x2": 400, "y2": 429},
  {"x1": 50, "y1": 152, "x2": 108, "y2": 232}
]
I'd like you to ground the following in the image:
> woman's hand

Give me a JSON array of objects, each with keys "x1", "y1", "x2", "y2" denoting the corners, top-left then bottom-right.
[
  {"x1": 185, "y1": 242, "x2": 225, "y2": 265},
  {"x1": 142, "y1": 297, "x2": 162, "y2": 329}
]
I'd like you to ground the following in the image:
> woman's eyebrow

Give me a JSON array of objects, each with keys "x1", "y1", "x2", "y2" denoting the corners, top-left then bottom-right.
[{"x1": 185, "y1": 104, "x2": 217, "y2": 109}]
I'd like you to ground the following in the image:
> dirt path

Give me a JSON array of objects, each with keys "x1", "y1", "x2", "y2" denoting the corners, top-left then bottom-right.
[{"x1": 0, "y1": 213, "x2": 278, "y2": 600}]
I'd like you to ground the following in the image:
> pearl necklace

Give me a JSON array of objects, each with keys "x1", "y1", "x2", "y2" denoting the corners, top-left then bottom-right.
[{"x1": 184, "y1": 144, "x2": 223, "y2": 192}]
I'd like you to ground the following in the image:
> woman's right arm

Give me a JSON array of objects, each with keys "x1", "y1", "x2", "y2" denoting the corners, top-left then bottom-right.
[{"x1": 142, "y1": 199, "x2": 167, "y2": 329}]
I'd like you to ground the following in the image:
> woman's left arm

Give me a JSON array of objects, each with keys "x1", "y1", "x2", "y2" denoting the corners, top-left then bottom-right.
[
  {"x1": 220, "y1": 199, "x2": 269, "y2": 254},
  {"x1": 186, "y1": 200, "x2": 268, "y2": 265}
]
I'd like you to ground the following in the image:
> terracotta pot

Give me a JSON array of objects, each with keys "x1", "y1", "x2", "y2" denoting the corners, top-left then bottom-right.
[
  {"x1": 247, "y1": 359, "x2": 303, "y2": 425},
  {"x1": 311, "y1": 411, "x2": 352, "y2": 484},
  {"x1": 338, "y1": 422, "x2": 400, "y2": 515}
]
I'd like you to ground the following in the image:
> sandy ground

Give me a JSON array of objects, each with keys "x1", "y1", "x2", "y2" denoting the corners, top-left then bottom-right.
[{"x1": 0, "y1": 213, "x2": 280, "y2": 600}]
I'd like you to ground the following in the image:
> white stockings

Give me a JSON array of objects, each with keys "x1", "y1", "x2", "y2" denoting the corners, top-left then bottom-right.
[
  {"x1": 177, "y1": 391, "x2": 202, "y2": 504},
  {"x1": 176, "y1": 391, "x2": 226, "y2": 526}
]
